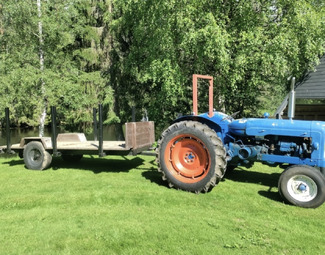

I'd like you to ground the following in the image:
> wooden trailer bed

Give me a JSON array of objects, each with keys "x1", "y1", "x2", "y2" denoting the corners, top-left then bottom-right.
[
  {"x1": 2, "y1": 121, "x2": 155, "y2": 155},
  {"x1": 0, "y1": 104, "x2": 155, "y2": 170},
  {"x1": 9, "y1": 140, "x2": 128, "y2": 152},
  {"x1": 0, "y1": 121, "x2": 155, "y2": 170}
]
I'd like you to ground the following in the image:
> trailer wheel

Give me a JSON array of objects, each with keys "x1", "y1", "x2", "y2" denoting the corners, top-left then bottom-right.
[
  {"x1": 278, "y1": 165, "x2": 325, "y2": 208},
  {"x1": 157, "y1": 121, "x2": 226, "y2": 193},
  {"x1": 23, "y1": 141, "x2": 52, "y2": 170},
  {"x1": 18, "y1": 150, "x2": 23, "y2": 159},
  {"x1": 61, "y1": 154, "x2": 83, "y2": 162}
]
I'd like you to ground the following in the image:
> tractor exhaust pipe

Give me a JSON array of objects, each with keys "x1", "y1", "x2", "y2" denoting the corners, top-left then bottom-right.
[{"x1": 288, "y1": 77, "x2": 296, "y2": 121}]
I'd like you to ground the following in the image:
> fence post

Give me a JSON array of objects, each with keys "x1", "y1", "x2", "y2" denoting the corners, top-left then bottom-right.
[
  {"x1": 51, "y1": 106, "x2": 60, "y2": 157},
  {"x1": 93, "y1": 108, "x2": 98, "y2": 141},
  {"x1": 132, "y1": 106, "x2": 136, "y2": 122},
  {"x1": 5, "y1": 108, "x2": 11, "y2": 154},
  {"x1": 98, "y1": 104, "x2": 105, "y2": 157}
]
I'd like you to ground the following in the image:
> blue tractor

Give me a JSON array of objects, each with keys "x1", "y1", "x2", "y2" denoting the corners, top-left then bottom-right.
[{"x1": 157, "y1": 75, "x2": 325, "y2": 208}]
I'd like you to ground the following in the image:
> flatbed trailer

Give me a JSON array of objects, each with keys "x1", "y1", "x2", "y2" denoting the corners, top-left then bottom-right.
[{"x1": 0, "y1": 106, "x2": 155, "y2": 170}]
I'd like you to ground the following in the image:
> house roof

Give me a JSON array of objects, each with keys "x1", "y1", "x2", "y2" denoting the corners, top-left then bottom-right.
[{"x1": 295, "y1": 55, "x2": 325, "y2": 98}]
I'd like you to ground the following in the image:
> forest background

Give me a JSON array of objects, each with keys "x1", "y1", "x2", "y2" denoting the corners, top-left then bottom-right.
[{"x1": 0, "y1": 0, "x2": 324, "y2": 137}]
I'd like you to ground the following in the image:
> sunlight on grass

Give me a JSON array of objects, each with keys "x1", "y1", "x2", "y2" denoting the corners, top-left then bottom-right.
[{"x1": 0, "y1": 155, "x2": 325, "y2": 254}]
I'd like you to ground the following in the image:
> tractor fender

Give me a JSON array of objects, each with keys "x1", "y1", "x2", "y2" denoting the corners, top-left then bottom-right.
[{"x1": 172, "y1": 114, "x2": 229, "y2": 143}]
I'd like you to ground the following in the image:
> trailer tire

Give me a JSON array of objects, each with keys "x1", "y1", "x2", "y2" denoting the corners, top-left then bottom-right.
[
  {"x1": 23, "y1": 141, "x2": 52, "y2": 170},
  {"x1": 157, "y1": 121, "x2": 226, "y2": 193},
  {"x1": 278, "y1": 165, "x2": 325, "y2": 208},
  {"x1": 61, "y1": 154, "x2": 83, "y2": 162}
]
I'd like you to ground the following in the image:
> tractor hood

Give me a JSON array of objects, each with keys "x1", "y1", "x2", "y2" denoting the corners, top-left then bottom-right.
[{"x1": 229, "y1": 118, "x2": 325, "y2": 138}]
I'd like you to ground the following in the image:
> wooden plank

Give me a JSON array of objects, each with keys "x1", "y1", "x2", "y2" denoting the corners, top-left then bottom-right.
[
  {"x1": 125, "y1": 121, "x2": 155, "y2": 150},
  {"x1": 6, "y1": 141, "x2": 128, "y2": 152},
  {"x1": 57, "y1": 141, "x2": 127, "y2": 151},
  {"x1": 135, "y1": 121, "x2": 155, "y2": 148},
  {"x1": 125, "y1": 122, "x2": 136, "y2": 149},
  {"x1": 57, "y1": 133, "x2": 87, "y2": 142}
]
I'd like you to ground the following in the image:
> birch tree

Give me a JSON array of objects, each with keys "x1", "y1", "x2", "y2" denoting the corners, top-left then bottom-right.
[
  {"x1": 37, "y1": 0, "x2": 46, "y2": 137},
  {"x1": 0, "y1": 0, "x2": 115, "y2": 130}
]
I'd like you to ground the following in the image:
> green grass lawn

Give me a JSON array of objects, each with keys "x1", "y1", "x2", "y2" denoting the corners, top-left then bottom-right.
[{"x1": 1, "y1": 154, "x2": 325, "y2": 255}]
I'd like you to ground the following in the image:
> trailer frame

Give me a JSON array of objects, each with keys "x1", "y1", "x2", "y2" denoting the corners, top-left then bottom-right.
[{"x1": 0, "y1": 105, "x2": 155, "y2": 170}]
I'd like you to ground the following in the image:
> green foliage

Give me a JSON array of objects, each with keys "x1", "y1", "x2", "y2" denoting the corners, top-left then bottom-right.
[
  {"x1": 0, "y1": 0, "x2": 115, "y2": 129},
  {"x1": 0, "y1": 0, "x2": 325, "y2": 133},
  {"x1": 110, "y1": 0, "x2": 230, "y2": 132},
  {"x1": 111, "y1": 0, "x2": 325, "y2": 131}
]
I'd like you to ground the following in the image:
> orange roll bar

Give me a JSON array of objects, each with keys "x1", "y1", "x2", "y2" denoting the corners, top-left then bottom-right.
[{"x1": 192, "y1": 74, "x2": 214, "y2": 118}]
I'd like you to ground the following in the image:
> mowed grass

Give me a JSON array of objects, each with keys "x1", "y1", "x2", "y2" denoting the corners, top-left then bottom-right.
[{"x1": 1, "y1": 155, "x2": 325, "y2": 255}]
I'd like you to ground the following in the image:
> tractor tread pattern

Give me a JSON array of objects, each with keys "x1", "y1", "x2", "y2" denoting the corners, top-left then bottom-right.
[{"x1": 156, "y1": 120, "x2": 226, "y2": 193}]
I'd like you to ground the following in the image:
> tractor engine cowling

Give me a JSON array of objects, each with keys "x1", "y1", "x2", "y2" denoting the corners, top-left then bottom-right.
[{"x1": 226, "y1": 118, "x2": 325, "y2": 167}]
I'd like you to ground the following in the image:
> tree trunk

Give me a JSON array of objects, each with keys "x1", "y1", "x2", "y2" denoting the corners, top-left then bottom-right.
[{"x1": 37, "y1": 0, "x2": 46, "y2": 137}]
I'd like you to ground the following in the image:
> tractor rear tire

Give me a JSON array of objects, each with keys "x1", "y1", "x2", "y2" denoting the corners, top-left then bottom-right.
[
  {"x1": 278, "y1": 165, "x2": 325, "y2": 208},
  {"x1": 157, "y1": 121, "x2": 226, "y2": 193},
  {"x1": 23, "y1": 141, "x2": 52, "y2": 170}
]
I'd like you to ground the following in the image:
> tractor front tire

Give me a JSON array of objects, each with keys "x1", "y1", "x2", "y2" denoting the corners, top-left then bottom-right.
[
  {"x1": 23, "y1": 141, "x2": 52, "y2": 170},
  {"x1": 157, "y1": 121, "x2": 226, "y2": 193},
  {"x1": 278, "y1": 165, "x2": 325, "y2": 208}
]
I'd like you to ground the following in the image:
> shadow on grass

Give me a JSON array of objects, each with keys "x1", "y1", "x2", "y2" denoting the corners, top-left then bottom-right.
[
  {"x1": 3, "y1": 158, "x2": 24, "y2": 166},
  {"x1": 141, "y1": 170, "x2": 169, "y2": 188},
  {"x1": 51, "y1": 156, "x2": 147, "y2": 174},
  {"x1": 141, "y1": 166, "x2": 283, "y2": 202},
  {"x1": 225, "y1": 167, "x2": 283, "y2": 203},
  {"x1": 2, "y1": 156, "x2": 149, "y2": 174},
  {"x1": 2, "y1": 156, "x2": 283, "y2": 202}
]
